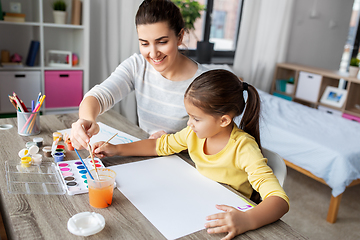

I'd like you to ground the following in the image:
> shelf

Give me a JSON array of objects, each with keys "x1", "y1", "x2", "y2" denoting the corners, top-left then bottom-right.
[
  {"x1": 0, "y1": 20, "x2": 41, "y2": 26},
  {"x1": 272, "y1": 63, "x2": 360, "y2": 121},
  {"x1": 43, "y1": 23, "x2": 84, "y2": 29},
  {"x1": 0, "y1": 0, "x2": 89, "y2": 114},
  {"x1": 0, "y1": 67, "x2": 42, "y2": 71}
]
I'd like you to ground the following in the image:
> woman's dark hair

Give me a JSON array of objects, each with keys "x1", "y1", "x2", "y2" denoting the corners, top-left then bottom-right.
[
  {"x1": 185, "y1": 69, "x2": 262, "y2": 149},
  {"x1": 135, "y1": 0, "x2": 185, "y2": 37}
]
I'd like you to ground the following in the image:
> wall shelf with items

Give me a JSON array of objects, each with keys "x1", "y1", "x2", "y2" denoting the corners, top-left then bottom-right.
[
  {"x1": 0, "y1": 0, "x2": 89, "y2": 114},
  {"x1": 271, "y1": 63, "x2": 360, "y2": 123}
]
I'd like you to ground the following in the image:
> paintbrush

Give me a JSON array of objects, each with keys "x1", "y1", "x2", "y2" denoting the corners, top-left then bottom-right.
[
  {"x1": 86, "y1": 133, "x2": 117, "y2": 159},
  {"x1": 87, "y1": 143, "x2": 100, "y2": 181},
  {"x1": 74, "y1": 148, "x2": 94, "y2": 180}
]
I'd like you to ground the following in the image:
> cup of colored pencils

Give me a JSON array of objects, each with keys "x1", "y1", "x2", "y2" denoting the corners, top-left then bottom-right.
[{"x1": 13, "y1": 93, "x2": 45, "y2": 136}]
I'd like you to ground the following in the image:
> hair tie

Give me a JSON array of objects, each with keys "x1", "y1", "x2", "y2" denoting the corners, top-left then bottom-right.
[{"x1": 242, "y1": 82, "x2": 248, "y2": 91}]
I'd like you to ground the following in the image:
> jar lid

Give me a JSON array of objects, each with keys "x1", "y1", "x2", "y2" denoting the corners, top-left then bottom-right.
[
  {"x1": 42, "y1": 146, "x2": 52, "y2": 152},
  {"x1": 18, "y1": 148, "x2": 29, "y2": 158},
  {"x1": 25, "y1": 141, "x2": 37, "y2": 148},
  {"x1": 67, "y1": 212, "x2": 105, "y2": 237},
  {"x1": 33, "y1": 137, "x2": 44, "y2": 143},
  {"x1": 28, "y1": 145, "x2": 39, "y2": 155}
]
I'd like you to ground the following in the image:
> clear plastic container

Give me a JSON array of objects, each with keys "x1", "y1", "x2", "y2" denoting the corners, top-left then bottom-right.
[{"x1": 5, "y1": 161, "x2": 66, "y2": 195}]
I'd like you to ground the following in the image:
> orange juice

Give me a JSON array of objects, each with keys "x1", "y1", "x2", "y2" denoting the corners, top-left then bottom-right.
[{"x1": 88, "y1": 184, "x2": 114, "y2": 208}]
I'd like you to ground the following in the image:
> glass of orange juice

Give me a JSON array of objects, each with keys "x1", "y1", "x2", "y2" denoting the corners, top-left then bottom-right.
[{"x1": 87, "y1": 168, "x2": 116, "y2": 208}]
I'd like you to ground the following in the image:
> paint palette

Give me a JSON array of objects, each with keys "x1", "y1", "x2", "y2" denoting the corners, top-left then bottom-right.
[{"x1": 57, "y1": 158, "x2": 105, "y2": 195}]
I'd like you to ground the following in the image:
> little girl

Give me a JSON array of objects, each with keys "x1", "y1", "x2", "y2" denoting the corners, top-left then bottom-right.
[{"x1": 92, "y1": 69, "x2": 289, "y2": 239}]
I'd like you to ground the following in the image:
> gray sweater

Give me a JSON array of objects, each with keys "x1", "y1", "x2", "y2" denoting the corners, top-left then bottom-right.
[{"x1": 84, "y1": 53, "x2": 206, "y2": 134}]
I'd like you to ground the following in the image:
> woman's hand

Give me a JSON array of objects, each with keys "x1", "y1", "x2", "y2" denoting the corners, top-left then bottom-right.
[
  {"x1": 70, "y1": 119, "x2": 100, "y2": 150},
  {"x1": 92, "y1": 141, "x2": 119, "y2": 158},
  {"x1": 205, "y1": 205, "x2": 252, "y2": 240},
  {"x1": 149, "y1": 130, "x2": 167, "y2": 139}
]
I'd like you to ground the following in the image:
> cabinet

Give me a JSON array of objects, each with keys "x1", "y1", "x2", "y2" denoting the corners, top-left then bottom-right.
[
  {"x1": 0, "y1": 71, "x2": 41, "y2": 112},
  {"x1": 0, "y1": 0, "x2": 89, "y2": 114},
  {"x1": 271, "y1": 63, "x2": 360, "y2": 122},
  {"x1": 44, "y1": 70, "x2": 83, "y2": 108}
]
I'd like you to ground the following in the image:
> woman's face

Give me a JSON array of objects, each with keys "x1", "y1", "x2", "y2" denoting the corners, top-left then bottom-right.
[{"x1": 137, "y1": 22, "x2": 182, "y2": 76}]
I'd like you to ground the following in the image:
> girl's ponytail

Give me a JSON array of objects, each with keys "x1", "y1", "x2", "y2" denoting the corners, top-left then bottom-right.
[
  {"x1": 185, "y1": 70, "x2": 262, "y2": 149},
  {"x1": 239, "y1": 83, "x2": 262, "y2": 150}
]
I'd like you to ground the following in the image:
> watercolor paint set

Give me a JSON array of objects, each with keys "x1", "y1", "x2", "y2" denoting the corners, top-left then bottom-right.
[
  {"x1": 5, "y1": 158, "x2": 105, "y2": 195},
  {"x1": 57, "y1": 158, "x2": 105, "y2": 195}
]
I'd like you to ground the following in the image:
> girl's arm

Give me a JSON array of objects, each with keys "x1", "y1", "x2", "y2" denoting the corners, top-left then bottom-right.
[
  {"x1": 205, "y1": 196, "x2": 289, "y2": 240},
  {"x1": 93, "y1": 139, "x2": 158, "y2": 158}
]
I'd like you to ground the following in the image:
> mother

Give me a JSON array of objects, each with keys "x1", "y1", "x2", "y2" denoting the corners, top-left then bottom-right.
[{"x1": 71, "y1": 0, "x2": 207, "y2": 149}]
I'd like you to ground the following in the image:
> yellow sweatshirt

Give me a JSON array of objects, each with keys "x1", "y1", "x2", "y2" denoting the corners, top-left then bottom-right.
[{"x1": 156, "y1": 124, "x2": 289, "y2": 205}]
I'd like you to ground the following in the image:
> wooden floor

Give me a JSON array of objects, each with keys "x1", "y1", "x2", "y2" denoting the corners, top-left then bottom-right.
[{"x1": 284, "y1": 159, "x2": 360, "y2": 223}]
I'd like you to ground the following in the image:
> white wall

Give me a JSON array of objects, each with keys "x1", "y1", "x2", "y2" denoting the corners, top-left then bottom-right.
[{"x1": 286, "y1": 0, "x2": 354, "y2": 70}]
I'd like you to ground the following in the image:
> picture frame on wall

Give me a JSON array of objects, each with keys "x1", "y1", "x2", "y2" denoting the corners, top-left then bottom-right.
[{"x1": 320, "y1": 86, "x2": 348, "y2": 108}]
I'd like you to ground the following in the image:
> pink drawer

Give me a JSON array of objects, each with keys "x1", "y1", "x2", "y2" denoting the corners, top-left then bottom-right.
[
  {"x1": 342, "y1": 113, "x2": 360, "y2": 123},
  {"x1": 45, "y1": 70, "x2": 83, "y2": 108}
]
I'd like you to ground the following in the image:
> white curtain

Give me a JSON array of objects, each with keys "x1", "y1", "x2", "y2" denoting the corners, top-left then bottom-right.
[
  {"x1": 89, "y1": 0, "x2": 142, "y2": 124},
  {"x1": 233, "y1": 0, "x2": 295, "y2": 92}
]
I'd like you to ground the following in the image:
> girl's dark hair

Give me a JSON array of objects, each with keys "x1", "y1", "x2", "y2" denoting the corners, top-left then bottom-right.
[
  {"x1": 185, "y1": 69, "x2": 262, "y2": 149},
  {"x1": 135, "y1": 0, "x2": 185, "y2": 36}
]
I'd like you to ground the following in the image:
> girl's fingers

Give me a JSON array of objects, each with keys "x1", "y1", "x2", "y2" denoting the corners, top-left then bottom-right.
[
  {"x1": 206, "y1": 212, "x2": 225, "y2": 221},
  {"x1": 205, "y1": 218, "x2": 226, "y2": 228},
  {"x1": 216, "y1": 204, "x2": 236, "y2": 212},
  {"x1": 207, "y1": 225, "x2": 228, "y2": 234}
]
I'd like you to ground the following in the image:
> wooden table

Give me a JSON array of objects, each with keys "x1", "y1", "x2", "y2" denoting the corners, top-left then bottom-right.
[{"x1": 0, "y1": 110, "x2": 306, "y2": 240}]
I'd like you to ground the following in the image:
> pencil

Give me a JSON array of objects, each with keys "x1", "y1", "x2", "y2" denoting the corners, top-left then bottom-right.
[
  {"x1": 8, "y1": 95, "x2": 17, "y2": 110},
  {"x1": 86, "y1": 133, "x2": 117, "y2": 159}
]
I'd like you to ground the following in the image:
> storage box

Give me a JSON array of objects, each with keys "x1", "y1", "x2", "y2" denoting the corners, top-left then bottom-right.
[
  {"x1": 0, "y1": 71, "x2": 41, "y2": 113},
  {"x1": 46, "y1": 50, "x2": 72, "y2": 67},
  {"x1": 273, "y1": 92, "x2": 293, "y2": 101},
  {"x1": 342, "y1": 113, "x2": 360, "y2": 123},
  {"x1": 317, "y1": 105, "x2": 342, "y2": 117},
  {"x1": 295, "y1": 71, "x2": 322, "y2": 102},
  {"x1": 44, "y1": 70, "x2": 83, "y2": 108}
]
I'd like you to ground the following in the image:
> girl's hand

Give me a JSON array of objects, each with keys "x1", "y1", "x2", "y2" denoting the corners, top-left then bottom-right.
[
  {"x1": 93, "y1": 141, "x2": 118, "y2": 158},
  {"x1": 149, "y1": 130, "x2": 167, "y2": 139},
  {"x1": 205, "y1": 204, "x2": 251, "y2": 240},
  {"x1": 71, "y1": 119, "x2": 100, "y2": 150}
]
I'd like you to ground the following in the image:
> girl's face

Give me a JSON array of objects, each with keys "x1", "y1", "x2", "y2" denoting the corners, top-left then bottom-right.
[
  {"x1": 184, "y1": 98, "x2": 223, "y2": 139},
  {"x1": 137, "y1": 22, "x2": 182, "y2": 76}
]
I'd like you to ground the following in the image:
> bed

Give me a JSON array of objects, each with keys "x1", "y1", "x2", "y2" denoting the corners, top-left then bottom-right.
[{"x1": 252, "y1": 90, "x2": 360, "y2": 223}]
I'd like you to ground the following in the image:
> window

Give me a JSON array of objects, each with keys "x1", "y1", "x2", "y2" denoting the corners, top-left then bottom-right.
[{"x1": 180, "y1": 0, "x2": 244, "y2": 63}]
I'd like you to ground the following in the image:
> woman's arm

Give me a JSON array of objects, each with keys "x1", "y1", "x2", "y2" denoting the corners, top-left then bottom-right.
[{"x1": 71, "y1": 96, "x2": 101, "y2": 149}]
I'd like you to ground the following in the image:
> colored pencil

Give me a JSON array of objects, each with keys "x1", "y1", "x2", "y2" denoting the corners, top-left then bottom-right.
[
  {"x1": 8, "y1": 95, "x2": 17, "y2": 110},
  {"x1": 86, "y1": 133, "x2": 117, "y2": 158},
  {"x1": 13, "y1": 97, "x2": 24, "y2": 112},
  {"x1": 13, "y1": 92, "x2": 28, "y2": 112},
  {"x1": 74, "y1": 149, "x2": 94, "y2": 180}
]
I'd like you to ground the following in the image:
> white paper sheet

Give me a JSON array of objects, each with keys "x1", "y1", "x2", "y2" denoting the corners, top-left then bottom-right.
[
  {"x1": 109, "y1": 156, "x2": 253, "y2": 240},
  {"x1": 58, "y1": 122, "x2": 140, "y2": 145}
]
